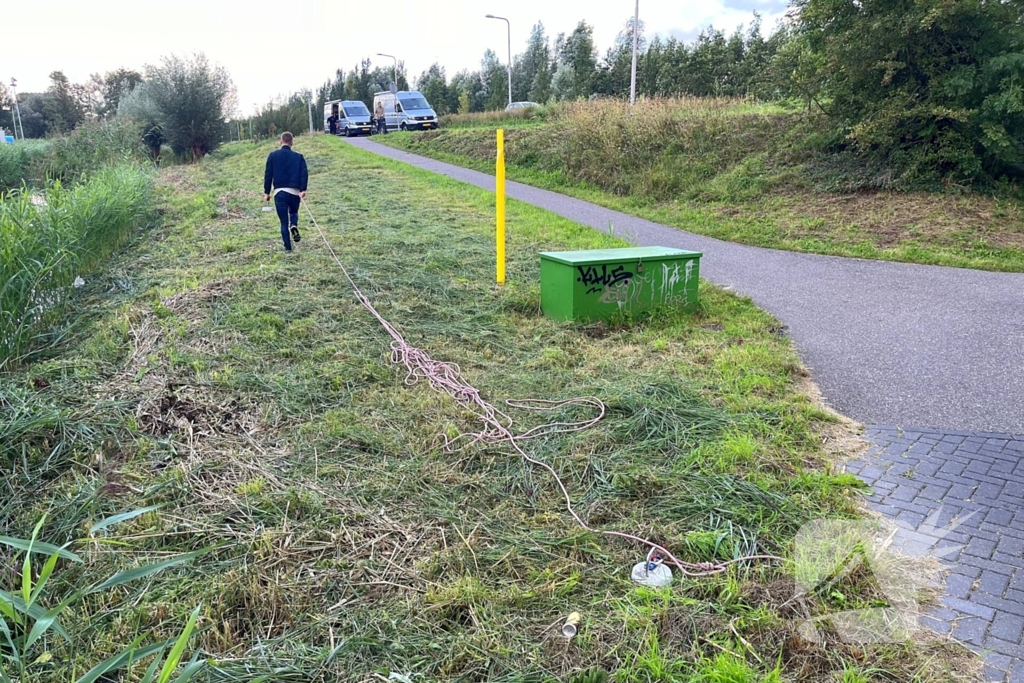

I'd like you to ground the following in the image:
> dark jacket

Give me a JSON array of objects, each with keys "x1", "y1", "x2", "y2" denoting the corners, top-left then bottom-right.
[{"x1": 264, "y1": 145, "x2": 308, "y2": 195}]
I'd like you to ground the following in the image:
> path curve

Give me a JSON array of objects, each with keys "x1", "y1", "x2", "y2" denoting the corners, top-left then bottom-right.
[{"x1": 345, "y1": 137, "x2": 1024, "y2": 434}]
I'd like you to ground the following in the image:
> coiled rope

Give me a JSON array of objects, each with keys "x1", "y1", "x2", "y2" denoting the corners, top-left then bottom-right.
[{"x1": 300, "y1": 198, "x2": 782, "y2": 578}]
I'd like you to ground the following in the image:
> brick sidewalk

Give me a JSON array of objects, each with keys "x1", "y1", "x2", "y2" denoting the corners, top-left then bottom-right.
[{"x1": 846, "y1": 427, "x2": 1024, "y2": 682}]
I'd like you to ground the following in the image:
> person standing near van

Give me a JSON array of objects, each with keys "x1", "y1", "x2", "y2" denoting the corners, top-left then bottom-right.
[
  {"x1": 374, "y1": 101, "x2": 387, "y2": 134},
  {"x1": 263, "y1": 132, "x2": 308, "y2": 252}
]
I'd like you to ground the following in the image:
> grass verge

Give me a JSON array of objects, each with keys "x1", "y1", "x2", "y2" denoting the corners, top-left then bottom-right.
[
  {"x1": 376, "y1": 99, "x2": 1024, "y2": 272},
  {"x1": 0, "y1": 136, "x2": 974, "y2": 681}
]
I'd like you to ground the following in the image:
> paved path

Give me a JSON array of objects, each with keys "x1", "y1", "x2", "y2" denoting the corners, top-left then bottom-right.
[
  {"x1": 847, "y1": 429, "x2": 1024, "y2": 682},
  {"x1": 345, "y1": 138, "x2": 1024, "y2": 679},
  {"x1": 347, "y1": 137, "x2": 1024, "y2": 434}
]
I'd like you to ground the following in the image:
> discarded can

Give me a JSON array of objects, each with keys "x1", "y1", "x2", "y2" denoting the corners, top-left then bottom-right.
[
  {"x1": 261, "y1": 206, "x2": 274, "y2": 212},
  {"x1": 561, "y1": 612, "x2": 582, "y2": 638}
]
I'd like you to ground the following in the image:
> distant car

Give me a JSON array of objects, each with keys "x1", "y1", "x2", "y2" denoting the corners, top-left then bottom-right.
[{"x1": 506, "y1": 101, "x2": 541, "y2": 111}]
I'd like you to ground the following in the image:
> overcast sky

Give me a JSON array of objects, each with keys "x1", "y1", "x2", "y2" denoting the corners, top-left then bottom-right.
[{"x1": 5, "y1": 0, "x2": 789, "y2": 115}]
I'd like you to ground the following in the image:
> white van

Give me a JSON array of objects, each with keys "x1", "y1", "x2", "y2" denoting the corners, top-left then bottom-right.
[
  {"x1": 372, "y1": 90, "x2": 439, "y2": 132},
  {"x1": 323, "y1": 100, "x2": 374, "y2": 137}
]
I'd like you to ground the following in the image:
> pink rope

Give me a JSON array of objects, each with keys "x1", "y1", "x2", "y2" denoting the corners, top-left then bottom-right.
[{"x1": 301, "y1": 199, "x2": 782, "y2": 578}]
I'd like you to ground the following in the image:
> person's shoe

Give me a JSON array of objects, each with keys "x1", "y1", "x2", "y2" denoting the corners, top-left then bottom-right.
[{"x1": 291, "y1": 226, "x2": 301, "y2": 243}]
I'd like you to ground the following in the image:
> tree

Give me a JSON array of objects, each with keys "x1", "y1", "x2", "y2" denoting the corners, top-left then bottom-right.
[
  {"x1": 98, "y1": 68, "x2": 143, "y2": 118},
  {"x1": 15, "y1": 93, "x2": 52, "y2": 139},
  {"x1": 793, "y1": 0, "x2": 1024, "y2": 180},
  {"x1": 558, "y1": 21, "x2": 598, "y2": 100},
  {"x1": 44, "y1": 71, "x2": 85, "y2": 133},
  {"x1": 516, "y1": 23, "x2": 553, "y2": 103},
  {"x1": 481, "y1": 49, "x2": 508, "y2": 110},
  {"x1": 601, "y1": 16, "x2": 647, "y2": 98},
  {"x1": 117, "y1": 81, "x2": 164, "y2": 159},
  {"x1": 451, "y1": 69, "x2": 487, "y2": 112},
  {"x1": 144, "y1": 54, "x2": 235, "y2": 161},
  {"x1": 0, "y1": 83, "x2": 13, "y2": 134},
  {"x1": 417, "y1": 63, "x2": 451, "y2": 114}
]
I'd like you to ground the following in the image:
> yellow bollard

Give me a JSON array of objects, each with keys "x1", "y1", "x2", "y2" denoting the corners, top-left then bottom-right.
[{"x1": 496, "y1": 129, "x2": 506, "y2": 286}]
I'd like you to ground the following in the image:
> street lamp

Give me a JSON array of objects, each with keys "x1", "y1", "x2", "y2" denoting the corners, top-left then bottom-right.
[
  {"x1": 377, "y1": 53, "x2": 398, "y2": 90},
  {"x1": 307, "y1": 90, "x2": 315, "y2": 135},
  {"x1": 630, "y1": 0, "x2": 640, "y2": 105},
  {"x1": 485, "y1": 14, "x2": 512, "y2": 108},
  {"x1": 9, "y1": 78, "x2": 24, "y2": 141}
]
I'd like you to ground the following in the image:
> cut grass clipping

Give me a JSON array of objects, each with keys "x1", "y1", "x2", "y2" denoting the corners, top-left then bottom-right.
[
  {"x1": 1, "y1": 136, "x2": 973, "y2": 681},
  {"x1": 377, "y1": 98, "x2": 1024, "y2": 273}
]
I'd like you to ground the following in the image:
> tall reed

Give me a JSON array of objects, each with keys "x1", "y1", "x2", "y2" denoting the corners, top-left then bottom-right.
[{"x1": 0, "y1": 165, "x2": 153, "y2": 367}]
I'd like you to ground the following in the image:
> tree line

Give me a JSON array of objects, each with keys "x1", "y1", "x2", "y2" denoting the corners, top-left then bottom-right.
[
  {"x1": 5, "y1": 0, "x2": 1022, "y2": 182},
  {"x1": 1, "y1": 55, "x2": 235, "y2": 161}
]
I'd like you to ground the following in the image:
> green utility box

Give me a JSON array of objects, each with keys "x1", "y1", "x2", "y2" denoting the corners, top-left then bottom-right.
[{"x1": 539, "y1": 246, "x2": 702, "y2": 322}]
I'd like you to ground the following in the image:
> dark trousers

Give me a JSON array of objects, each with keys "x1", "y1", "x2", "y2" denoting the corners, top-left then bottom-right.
[{"x1": 274, "y1": 192, "x2": 301, "y2": 250}]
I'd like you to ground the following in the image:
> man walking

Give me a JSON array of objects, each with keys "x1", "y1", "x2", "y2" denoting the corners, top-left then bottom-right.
[
  {"x1": 374, "y1": 101, "x2": 387, "y2": 135},
  {"x1": 263, "y1": 132, "x2": 308, "y2": 252}
]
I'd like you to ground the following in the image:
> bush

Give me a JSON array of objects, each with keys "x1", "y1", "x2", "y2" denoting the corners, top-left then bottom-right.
[
  {"x1": 0, "y1": 165, "x2": 153, "y2": 367},
  {"x1": 41, "y1": 118, "x2": 149, "y2": 182},
  {"x1": 794, "y1": 0, "x2": 1024, "y2": 183}
]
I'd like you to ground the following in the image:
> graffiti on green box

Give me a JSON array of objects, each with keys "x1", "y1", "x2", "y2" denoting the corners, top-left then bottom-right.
[{"x1": 577, "y1": 261, "x2": 694, "y2": 308}]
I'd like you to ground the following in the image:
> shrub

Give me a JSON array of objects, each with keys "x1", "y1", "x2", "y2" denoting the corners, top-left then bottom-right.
[{"x1": 41, "y1": 118, "x2": 149, "y2": 182}]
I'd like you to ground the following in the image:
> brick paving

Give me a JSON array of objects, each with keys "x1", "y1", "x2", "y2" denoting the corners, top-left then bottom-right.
[{"x1": 847, "y1": 427, "x2": 1024, "y2": 682}]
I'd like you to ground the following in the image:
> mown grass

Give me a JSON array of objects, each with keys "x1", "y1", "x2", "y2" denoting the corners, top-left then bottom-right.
[
  {"x1": 380, "y1": 98, "x2": 1024, "y2": 272},
  {"x1": 0, "y1": 136, "x2": 974, "y2": 681}
]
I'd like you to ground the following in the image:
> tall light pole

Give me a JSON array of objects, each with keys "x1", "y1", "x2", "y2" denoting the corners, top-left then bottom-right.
[
  {"x1": 377, "y1": 53, "x2": 398, "y2": 90},
  {"x1": 10, "y1": 78, "x2": 24, "y2": 141},
  {"x1": 485, "y1": 14, "x2": 512, "y2": 107},
  {"x1": 630, "y1": 0, "x2": 640, "y2": 105},
  {"x1": 307, "y1": 92, "x2": 314, "y2": 135}
]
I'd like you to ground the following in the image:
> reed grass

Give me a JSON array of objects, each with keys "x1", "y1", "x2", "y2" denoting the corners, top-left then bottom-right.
[{"x1": 0, "y1": 165, "x2": 153, "y2": 367}]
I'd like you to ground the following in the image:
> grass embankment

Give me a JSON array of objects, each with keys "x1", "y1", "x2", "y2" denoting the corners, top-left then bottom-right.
[
  {"x1": 1, "y1": 137, "x2": 971, "y2": 681},
  {"x1": 380, "y1": 98, "x2": 1024, "y2": 272}
]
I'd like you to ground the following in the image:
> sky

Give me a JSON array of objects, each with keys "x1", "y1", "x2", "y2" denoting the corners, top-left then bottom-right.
[{"x1": 4, "y1": 0, "x2": 790, "y2": 116}]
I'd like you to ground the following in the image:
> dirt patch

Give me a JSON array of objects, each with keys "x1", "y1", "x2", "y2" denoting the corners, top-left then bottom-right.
[
  {"x1": 137, "y1": 384, "x2": 259, "y2": 439},
  {"x1": 160, "y1": 166, "x2": 201, "y2": 193},
  {"x1": 163, "y1": 279, "x2": 235, "y2": 322}
]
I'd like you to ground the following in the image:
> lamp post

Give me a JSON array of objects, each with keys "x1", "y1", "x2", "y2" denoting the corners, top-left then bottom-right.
[
  {"x1": 10, "y1": 78, "x2": 24, "y2": 141},
  {"x1": 630, "y1": 0, "x2": 640, "y2": 105},
  {"x1": 307, "y1": 90, "x2": 314, "y2": 134},
  {"x1": 485, "y1": 14, "x2": 512, "y2": 107},
  {"x1": 377, "y1": 53, "x2": 398, "y2": 90}
]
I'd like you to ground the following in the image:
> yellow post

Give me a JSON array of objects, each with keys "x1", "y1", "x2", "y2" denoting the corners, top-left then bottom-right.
[{"x1": 496, "y1": 128, "x2": 506, "y2": 286}]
